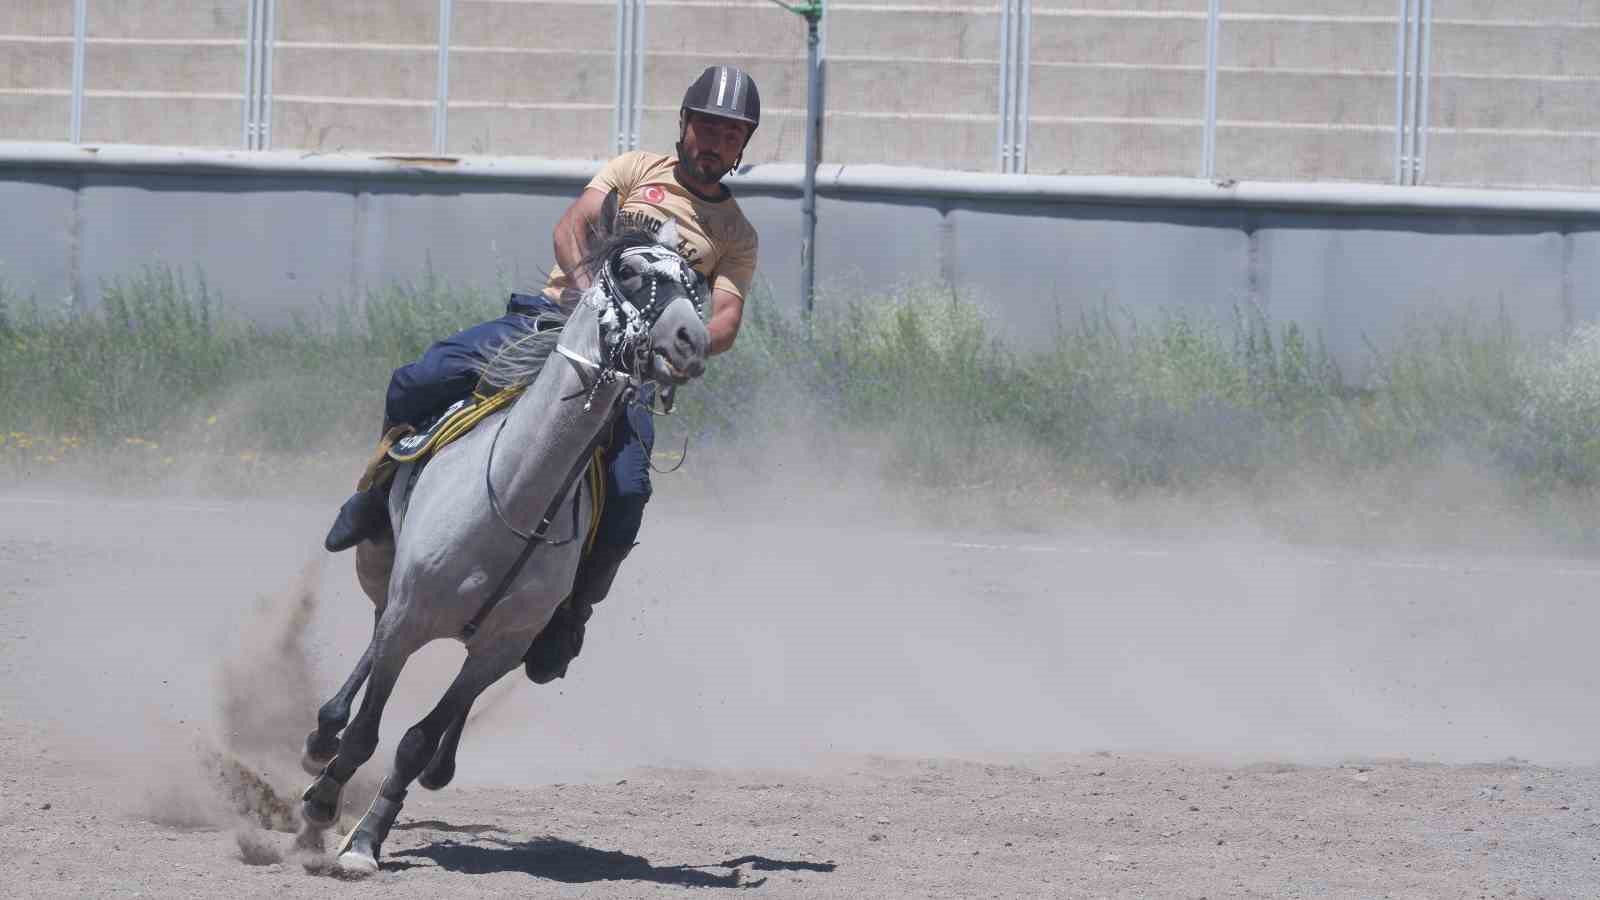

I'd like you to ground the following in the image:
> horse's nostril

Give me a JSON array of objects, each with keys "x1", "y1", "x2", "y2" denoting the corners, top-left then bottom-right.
[{"x1": 676, "y1": 326, "x2": 694, "y2": 349}]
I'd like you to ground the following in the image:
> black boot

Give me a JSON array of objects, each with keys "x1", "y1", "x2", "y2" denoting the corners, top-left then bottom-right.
[
  {"x1": 324, "y1": 483, "x2": 391, "y2": 552},
  {"x1": 524, "y1": 542, "x2": 633, "y2": 684}
]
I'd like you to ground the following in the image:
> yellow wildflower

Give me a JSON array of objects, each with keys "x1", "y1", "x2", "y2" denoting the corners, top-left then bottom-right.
[{"x1": 206, "y1": 415, "x2": 218, "y2": 426}]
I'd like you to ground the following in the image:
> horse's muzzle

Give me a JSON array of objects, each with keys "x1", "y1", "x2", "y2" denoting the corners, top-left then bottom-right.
[{"x1": 652, "y1": 349, "x2": 705, "y2": 384}]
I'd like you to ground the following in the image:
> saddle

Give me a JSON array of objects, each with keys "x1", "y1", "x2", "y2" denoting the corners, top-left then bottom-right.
[{"x1": 356, "y1": 386, "x2": 608, "y2": 554}]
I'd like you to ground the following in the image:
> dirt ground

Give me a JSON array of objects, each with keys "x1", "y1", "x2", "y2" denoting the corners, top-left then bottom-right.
[{"x1": 2, "y1": 477, "x2": 1599, "y2": 899}]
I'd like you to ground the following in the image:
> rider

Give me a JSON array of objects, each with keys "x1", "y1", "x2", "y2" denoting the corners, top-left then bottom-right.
[{"x1": 323, "y1": 64, "x2": 762, "y2": 684}]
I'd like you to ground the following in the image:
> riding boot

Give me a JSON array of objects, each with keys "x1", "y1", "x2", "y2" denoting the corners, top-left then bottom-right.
[
  {"x1": 523, "y1": 542, "x2": 633, "y2": 684},
  {"x1": 323, "y1": 483, "x2": 392, "y2": 553}
]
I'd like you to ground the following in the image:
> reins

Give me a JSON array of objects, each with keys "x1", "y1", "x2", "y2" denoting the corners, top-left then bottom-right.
[{"x1": 463, "y1": 383, "x2": 630, "y2": 641}]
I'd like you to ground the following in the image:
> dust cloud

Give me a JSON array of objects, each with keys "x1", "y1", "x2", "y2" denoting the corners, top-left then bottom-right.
[
  {"x1": 435, "y1": 420, "x2": 1600, "y2": 783},
  {"x1": 4, "y1": 395, "x2": 1597, "y2": 830}
]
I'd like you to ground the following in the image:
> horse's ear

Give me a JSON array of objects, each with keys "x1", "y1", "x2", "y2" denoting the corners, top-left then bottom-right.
[
  {"x1": 656, "y1": 218, "x2": 680, "y2": 251},
  {"x1": 594, "y1": 189, "x2": 620, "y2": 241}
]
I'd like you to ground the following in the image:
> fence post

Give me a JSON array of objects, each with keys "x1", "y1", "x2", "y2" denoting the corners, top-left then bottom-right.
[
  {"x1": 612, "y1": 0, "x2": 645, "y2": 155},
  {"x1": 995, "y1": 0, "x2": 1031, "y2": 174},
  {"x1": 241, "y1": 0, "x2": 276, "y2": 150},
  {"x1": 261, "y1": 0, "x2": 275, "y2": 148},
  {"x1": 997, "y1": 0, "x2": 1013, "y2": 173},
  {"x1": 435, "y1": 0, "x2": 453, "y2": 155},
  {"x1": 70, "y1": 0, "x2": 87, "y2": 143},
  {"x1": 770, "y1": 0, "x2": 825, "y2": 317},
  {"x1": 1415, "y1": 0, "x2": 1433, "y2": 184},
  {"x1": 1393, "y1": 0, "x2": 1408, "y2": 183},
  {"x1": 1201, "y1": 0, "x2": 1219, "y2": 178}
]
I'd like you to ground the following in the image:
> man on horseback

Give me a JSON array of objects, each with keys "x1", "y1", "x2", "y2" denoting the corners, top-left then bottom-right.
[{"x1": 323, "y1": 64, "x2": 762, "y2": 684}]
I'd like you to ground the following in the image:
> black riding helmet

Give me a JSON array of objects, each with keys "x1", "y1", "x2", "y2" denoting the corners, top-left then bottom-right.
[
  {"x1": 676, "y1": 65, "x2": 761, "y2": 179},
  {"x1": 680, "y1": 64, "x2": 761, "y2": 140}
]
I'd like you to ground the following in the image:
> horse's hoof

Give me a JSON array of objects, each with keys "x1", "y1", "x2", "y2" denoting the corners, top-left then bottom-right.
[
  {"x1": 302, "y1": 732, "x2": 338, "y2": 776},
  {"x1": 335, "y1": 826, "x2": 380, "y2": 877},
  {"x1": 300, "y1": 777, "x2": 343, "y2": 829},
  {"x1": 301, "y1": 799, "x2": 338, "y2": 829},
  {"x1": 335, "y1": 849, "x2": 379, "y2": 878}
]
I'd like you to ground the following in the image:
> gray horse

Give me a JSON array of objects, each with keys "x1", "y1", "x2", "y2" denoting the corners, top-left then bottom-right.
[{"x1": 296, "y1": 226, "x2": 710, "y2": 876}]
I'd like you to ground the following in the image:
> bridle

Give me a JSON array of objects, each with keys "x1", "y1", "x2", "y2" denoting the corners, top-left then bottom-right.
[{"x1": 592, "y1": 243, "x2": 708, "y2": 380}]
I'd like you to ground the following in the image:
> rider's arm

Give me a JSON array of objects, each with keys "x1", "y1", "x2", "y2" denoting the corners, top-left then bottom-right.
[
  {"x1": 553, "y1": 187, "x2": 609, "y2": 291},
  {"x1": 708, "y1": 227, "x2": 756, "y2": 355},
  {"x1": 707, "y1": 287, "x2": 745, "y2": 355}
]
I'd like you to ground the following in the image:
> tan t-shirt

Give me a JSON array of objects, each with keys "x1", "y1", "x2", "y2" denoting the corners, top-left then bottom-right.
[{"x1": 544, "y1": 151, "x2": 759, "y2": 302}]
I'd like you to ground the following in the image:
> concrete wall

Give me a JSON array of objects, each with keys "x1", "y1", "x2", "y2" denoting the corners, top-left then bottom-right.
[
  {"x1": 2, "y1": 1, "x2": 1597, "y2": 188},
  {"x1": 3, "y1": 146, "x2": 1596, "y2": 380}
]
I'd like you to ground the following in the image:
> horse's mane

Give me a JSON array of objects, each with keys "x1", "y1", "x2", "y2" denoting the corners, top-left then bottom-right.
[{"x1": 476, "y1": 226, "x2": 670, "y2": 392}]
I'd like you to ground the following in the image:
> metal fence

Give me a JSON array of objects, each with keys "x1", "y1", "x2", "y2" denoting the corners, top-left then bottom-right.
[{"x1": 5, "y1": 1, "x2": 1597, "y2": 189}]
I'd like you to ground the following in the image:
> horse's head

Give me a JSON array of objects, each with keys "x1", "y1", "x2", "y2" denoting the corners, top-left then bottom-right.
[{"x1": 581, "y1": 224, "x2": 710, "y2": 387}]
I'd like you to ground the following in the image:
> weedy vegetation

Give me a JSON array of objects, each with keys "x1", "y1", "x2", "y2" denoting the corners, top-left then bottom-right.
[{"x1": 4, "y1": 265, "x2": 1597, "y2": 548}]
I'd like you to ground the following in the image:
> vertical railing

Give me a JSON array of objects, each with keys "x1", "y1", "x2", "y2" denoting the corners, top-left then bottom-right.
[
  {"x1": 434, "y1": 0, "x2": 454, "y2": 155},
  {"x1": 1414, "y1": 0, "x2": 1433, "y2": 185},
  {"x1": 1392, "y1": 0, "x2": 1407, "y2": 183},
  {"x1": 260, "y1": 0, "x2": 275, "y2": 149},
  {"x1": 242, "y1": 0, "x2": 257, "y2": 147},
  {"x1": 995, "y1": 0, "x2": 1030, "y2": 173},
  {"x1": 1395, "y1": 0, "x2": 1433, "y2": 184},
  {"x1": 69, "y1": 0, "x2": 87, "y2": 143},
  {"x1": 1200, "y1": 0, "x2": 1220, "y2": 178},
  {"x1": 612, "y1": 0, "x2": 646, "y2": 155},
  {"x1": 242, "y1": 0, "x2": 276, "y2": 149}
]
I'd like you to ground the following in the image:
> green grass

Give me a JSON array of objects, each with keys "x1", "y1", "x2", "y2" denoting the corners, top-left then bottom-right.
[
  {"x1": 4, "y1": 265, "x2": 1599, "y2": 538},
  {"x1": 688, "y1": 283, "x2": 1600, "y2": 498},
  {"x1": 0, "y1": 265, "x2": 501, "y2": 454}
]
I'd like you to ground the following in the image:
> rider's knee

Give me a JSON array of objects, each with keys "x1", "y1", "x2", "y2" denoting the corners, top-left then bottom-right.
[{"x1": 595, "y1": 495, "x2": 647, "y2": 547}]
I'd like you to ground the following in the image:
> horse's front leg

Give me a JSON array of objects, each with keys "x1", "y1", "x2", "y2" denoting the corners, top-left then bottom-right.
[
  {"x1": 301, "y1": 609, "x2": 380, "y2": 775},
  {"x1": 298, "y1": 627, "x2": 416, "y2": 841},
  {"x1": 335, "y1": 640, "x2": 525, "y2": 876}
]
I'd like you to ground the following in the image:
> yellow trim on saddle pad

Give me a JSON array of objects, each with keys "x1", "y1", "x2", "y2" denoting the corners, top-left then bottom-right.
[
  {"x1": 354, "y1": 385, "x2": 608, "y2": 555},
  {"x1": 582, "y1": 445, "x2": 606, "y2": 555},
  {"x1": 389, "y1": 386, "x2": 526, "y2": 464}
]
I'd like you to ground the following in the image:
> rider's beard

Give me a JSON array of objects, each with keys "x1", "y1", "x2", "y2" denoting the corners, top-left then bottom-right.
[{"x1": 676, "y1": 140, "x2": 728, "y2": 185}]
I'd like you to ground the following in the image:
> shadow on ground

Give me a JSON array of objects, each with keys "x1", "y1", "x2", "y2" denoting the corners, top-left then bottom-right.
[
  {"x1": 393, "y1": 819, "x2": 507, "y2": 837},
  {"x1": 391, "y1": 835, "x2": 838, "y2": 887}
]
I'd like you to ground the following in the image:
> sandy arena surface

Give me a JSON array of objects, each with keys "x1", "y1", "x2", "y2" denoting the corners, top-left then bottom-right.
[{"x1": 2, "y1": 480, "x2": 1599, "y2": 899}]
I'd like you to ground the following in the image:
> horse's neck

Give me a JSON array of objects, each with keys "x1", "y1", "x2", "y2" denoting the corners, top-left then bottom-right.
[{"x1": 489, "y1": 296, "x2": 625, "y2": 521}]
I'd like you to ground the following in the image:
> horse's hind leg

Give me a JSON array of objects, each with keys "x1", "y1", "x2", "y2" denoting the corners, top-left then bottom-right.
[
  {"x1": 300, "y1": 609, "x2": 380, "y2": 775},
  {"x1": 335, "y1": 644, "x2": 522, "y2": 876},
  {"x1": 417, "y1": 707, "x2": 470, "y2": 791}
]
